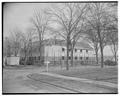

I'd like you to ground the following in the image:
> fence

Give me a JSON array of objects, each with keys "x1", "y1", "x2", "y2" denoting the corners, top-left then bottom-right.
[{"x1": 19, "y1": 56, "x2": 114, "y2": 66}]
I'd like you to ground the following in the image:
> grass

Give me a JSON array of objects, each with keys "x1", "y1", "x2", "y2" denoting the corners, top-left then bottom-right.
[
  {"x1": 52, "y1": 66, "x2": 118, "y2": 84},
  {"x1": 3, "y1": 64, "x2": 118, "y2": 84}
]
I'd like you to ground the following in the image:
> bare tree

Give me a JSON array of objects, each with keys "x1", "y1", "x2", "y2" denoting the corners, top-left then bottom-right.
[
  {"x1": 45, "y1": 3, "x2": 88, "y2": 70},
  {"x1": 30, "y1": 10, "x2": 49, "y2": 65},
  {"x1": 10, "y1": 27, "x2": 23, "y2": 56},
  {"x1": 20, "y1": 28, "x2": 34, "y2": 65},
  {"x1": 108, "y1": 2, "x2": 118, "y2": 22},
  {"x1": 21, "y1": 33, "x2": 29, "y2": 63},
  {"x1": 70, "y1": 22, "x2": 85, "y2": 67},
  {"x1": 106, "y1": 19, "x2": 118, "y2": 63},
  {"x1": 3, "y1": 37, "x2": 12, "y2": 57},
  {"x1": 109, "y1": 31, "x2": 118, "y2": 63},
  {"x1": 84, "y1": 27, "x2": 99, "y2": 65},
  {"x1": 84, "y1": 3, "x2": 115, "y2": 68}
]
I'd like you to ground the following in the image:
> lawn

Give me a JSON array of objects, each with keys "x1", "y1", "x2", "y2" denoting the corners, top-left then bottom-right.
[{"x1": 51, "y1": 66, "x2": 118, "y2": 84}]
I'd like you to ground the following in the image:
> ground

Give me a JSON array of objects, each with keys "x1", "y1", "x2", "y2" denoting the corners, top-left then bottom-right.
[
  {"x1": 53, "y1": 66, "x2": 118, "y2": 84},
  {"x1": 3, "y1": 65, "x2": 118, "y2": 94}
]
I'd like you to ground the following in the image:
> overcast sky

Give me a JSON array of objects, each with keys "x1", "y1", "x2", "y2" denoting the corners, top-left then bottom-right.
[{"x1": 3, "y1": 3, "x2": 51, "y2": 37}]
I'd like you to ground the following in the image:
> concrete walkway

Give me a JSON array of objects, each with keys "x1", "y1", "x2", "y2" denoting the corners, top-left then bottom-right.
[{"x1": 39, "y1": 72, "x2": 117, "y2": 89}]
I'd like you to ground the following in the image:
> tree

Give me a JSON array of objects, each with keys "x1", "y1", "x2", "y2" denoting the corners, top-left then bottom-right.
[
  {"x1": 84, "y1": 27, "x2": 99, "y2": 65},
  {"x1": 20, "y1": 28, "x2": 34, "y2": 64},
  {"x1": 45, "y1": 3, "x2": 88, "y2": 70},
  {"x1": 10, "y1": 27, "x2": 23, "y2": 56},
  {"x1": 70, "y1": 22, "x2": 85, "y2": 67},
  {"x1": 84, "y1": 3, "x2": 115, "y2": 68},
  {"x1": 30, "y1": 10, "x2": 49, "y2": 65},
  {"x1": 108, "y1": 2, "x2": 118, "y2": 22},
  {"x1": 106, "y1": 14, "x2": 118, "y2": 63},
  {"x1": 3, "y1": 37, "x2": 12, "y2": 57},
  {"x1": 108, "y1": 31, "x2": 118, "y2": 63}
]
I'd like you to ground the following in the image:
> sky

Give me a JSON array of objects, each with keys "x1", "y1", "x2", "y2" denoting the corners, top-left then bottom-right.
[
  {"x1": 3, "y1": 3, "x2": 51, "y2": 37},
  {"x1": 3, "y1": 3, "x2": 114, "y2": 56}
]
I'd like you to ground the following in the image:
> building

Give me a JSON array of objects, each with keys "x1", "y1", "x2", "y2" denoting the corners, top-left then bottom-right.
[{"x1": 20, "y1": 38, "x2": 95, "y2": 66}]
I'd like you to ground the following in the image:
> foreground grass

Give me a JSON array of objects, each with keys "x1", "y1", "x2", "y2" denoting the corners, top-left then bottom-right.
[
  {"x1": 51, "y1": 66, "x2": 118, "y2": 84},
  {"x1": 3, "y1": 65, "x2": 118, "y2": 84}
]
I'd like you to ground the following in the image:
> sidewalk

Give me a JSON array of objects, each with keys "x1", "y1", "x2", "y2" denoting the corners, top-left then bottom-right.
[{"x1": 38, "y1": 72, "x2": 118, "y2": 88}]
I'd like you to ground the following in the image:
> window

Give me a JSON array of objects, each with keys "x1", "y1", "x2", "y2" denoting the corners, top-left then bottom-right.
[
  {"x1": 86, "y1": 50, "x2": 88, "y2": 53},
  {"x1": 80, "y1": 49, "x2": 82, "y2": 52},
  {"x1": 62, "y1": 48, "x2": 65, "y2": 52},
  {"x1": 75, "y1": 56, "x2": 77, "y2": 60},
  {"x1": 69, "y1": 56, "x2": 71, "y2": 60},
  {"x1": 75, "y1": 49, "x2": 77, "y2": 52},
  {"x1": 86, "y1": 57, "x2": 89, "y2": 60},
  {"x1": 80, "y1": 57, "x2": 82, "y2": 60},
  {"x1": 62, "y1": 56, "x2": 64, "y2": 60}
]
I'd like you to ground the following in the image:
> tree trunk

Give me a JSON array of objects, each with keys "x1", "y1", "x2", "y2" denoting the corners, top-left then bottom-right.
[
  {"x1": 66, "y1": 36, "x2": 70, "y2": 70},
  {"x1": 95, "y1": 48, "x2": 99, "y2": 65},
  {"x1": 66, "y1": 44, "x2": 69, "y2": 70},
  {"x1": 114, "y1": 52, "x2": 117, "y2": 63},
  {"x1": 39, "y1": 46, "x2": 42, "y2": 65},
  {"x1": 24, "y1": 50, "x2": 27, "y2": 65},
  {"x1": 100, "y1": 43, "x2": 104, "y2": 68},
  {"x1": 97, "y1": 26, "x2": 104, "y2": 68},
  {"x1": 114, "y1": 44, "x2": 117, "y2": 63},
  {"x1": 66, "y1": 40, "x2": 69, "y2": 70},
  {"x1": 71, "y1": 48, "x2": 74, "y2": 67},
  {"x1": 39, "y1": 36, "x2": 43, "y2": 66},
  {"x1": 38, "y1": 31, "x2": 42, "y2": 66}
]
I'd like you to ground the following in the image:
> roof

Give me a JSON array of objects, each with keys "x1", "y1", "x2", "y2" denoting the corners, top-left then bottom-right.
[{"x1": 32, "y1": 39, "x2": 93, "y2": 50}]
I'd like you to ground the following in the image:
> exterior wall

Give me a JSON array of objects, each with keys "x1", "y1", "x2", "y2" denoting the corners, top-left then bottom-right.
[
  {"x1": 44, "y1": 45, "x2": 95, "y2": 62},
  {"x1": 44, "y1": 45, "x2": 62, "y2": 61},
  {"x1": 60, "y1": 46, "x2": 95, "y2": 60},
  {"x1": 43, "y1": 45, "x2": 115, "y2": 61}
]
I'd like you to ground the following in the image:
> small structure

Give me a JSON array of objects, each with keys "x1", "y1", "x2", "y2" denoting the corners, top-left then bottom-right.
[{"x1": 6, "y1": 56, "x2": 20, "y2": 65}]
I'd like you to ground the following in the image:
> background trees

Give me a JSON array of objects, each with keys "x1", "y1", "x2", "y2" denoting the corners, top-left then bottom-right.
[
  {"x1": 20, "y1": 28, "x2": 34, "y2": 65},
  {"x1": 3, "y1": 37, "x2": 12, "y2": 57},
  {"x1": 10, "y1": 27, "x2": 23, "y2": 56},
  {"x1": 107, "y1": 31, "x2": 118, "y2": 63},
  {"x1": 105, "y1": 6, "x2": 118, "y2": 64},
  {"x1": 84, "y1": 27, "x2": 99, "y2": 65},
  {"x1": 30, "y1": 10, "x2": 49, "y2": 65},
  {"x1": 84, "y1": 3, "x2": 117, "y2": 68},
  {"x1": 3, "y1": 27, "x2": 23, "y2": 57}
]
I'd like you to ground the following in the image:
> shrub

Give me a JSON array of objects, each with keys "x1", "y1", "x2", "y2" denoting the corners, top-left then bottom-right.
[
  {"x1": 19, "y1": 57, "x2": 33, "y2": 65},
  {"x1": 104, "y1": 60, "x2": 117, "y2": 66},
  {"x1": 81, "y1": 61, "x2": 84, "y2": 65},
  {"x1": 26, "y1": 58, "x2": 33, "y2": 65},
  {"x1": 19, "y1": 58, "x2": 25, "y2": 65}
]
